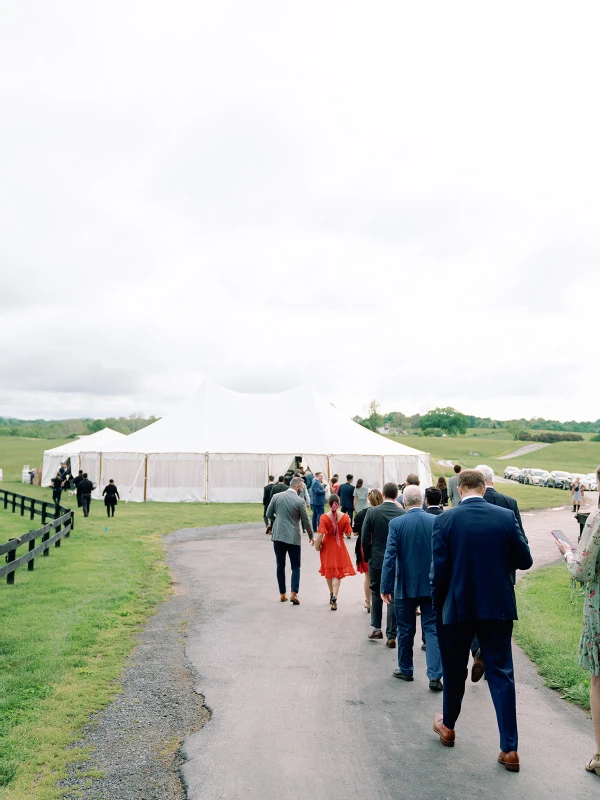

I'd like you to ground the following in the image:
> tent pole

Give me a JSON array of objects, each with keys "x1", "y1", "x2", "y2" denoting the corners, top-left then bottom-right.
[
  {"x1": 382, "y1": 456, "x2": 385, "y2": 488},
  {"x1": 99, "y1": 453, "x2": 103, "y2": 494},
  {"x1": 327, "y1": 456, "x2": 331, "y2": 483},
  {"x1": 205, "y1": 453, "x2": 209, "y2": 504},
  {"x1": 143, "y1": 455, "x2": 148, "y2": 502}
]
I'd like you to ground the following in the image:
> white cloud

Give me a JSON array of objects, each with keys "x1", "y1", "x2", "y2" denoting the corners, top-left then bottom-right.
[{"x1": 0, "y1": 0, "x2": 599, "y2": 422}]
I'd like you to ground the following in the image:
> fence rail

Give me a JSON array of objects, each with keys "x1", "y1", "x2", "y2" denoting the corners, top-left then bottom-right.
[{"x1": 0, "y1": 490, "x2": 75, "y2": 585}]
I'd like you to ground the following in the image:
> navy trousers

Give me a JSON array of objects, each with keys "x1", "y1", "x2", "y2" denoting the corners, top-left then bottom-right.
[
  {"x1": 395, "y1": 597, "x2": 442, "y2": 680},
  {"x1": 273, "y1": 541, "x2": 301, "y2": 594},
  {"x1": 312, "y1": 505, "x2": 325, "y2": 531},
  {"x1": 438, "y1": 619, "x2": 518, "y2": 753}
]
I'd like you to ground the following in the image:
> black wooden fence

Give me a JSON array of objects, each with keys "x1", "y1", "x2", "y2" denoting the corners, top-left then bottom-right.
[{"x1": 0, "y1": 490, "x2": 75, "y2": 584}]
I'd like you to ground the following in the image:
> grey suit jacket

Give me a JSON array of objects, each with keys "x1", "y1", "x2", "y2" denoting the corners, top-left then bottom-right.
[
  {"x1": 448, "y1": 475, "x2": 461, "y2": 507},
  {"x1": 265, "y1": 488, "x2": 313, "y2": 545}
]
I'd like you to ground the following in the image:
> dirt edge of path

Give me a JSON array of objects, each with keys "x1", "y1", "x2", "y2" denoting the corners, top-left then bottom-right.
[{"x1": 60, "y1": 559, "x2": 209, "y2": 799}]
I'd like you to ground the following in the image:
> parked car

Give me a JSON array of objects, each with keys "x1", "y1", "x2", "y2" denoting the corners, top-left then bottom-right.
[
  {"x1": 570, "y1": 473, "x2": 597, "y2": 491},
  {"x1": 526, "y1": 469, "x2": 549, "y2": 487},
  {"x1": 519, "y1": 468, "x2": 533, "y2": 484},
  {"x1": 503, "y1": 466, "x2": 521, "y2": 480},
  {"x1": 584, "y1": 472, "x2": 599, "y2": 491},
  {"x1": 547, "y1": 470, "x2": 572, "y2": 489}
]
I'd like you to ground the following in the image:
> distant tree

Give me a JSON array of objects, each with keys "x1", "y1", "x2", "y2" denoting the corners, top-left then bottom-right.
[
  {"x1": 420, "y1": 407, "x2": 468, "y2": 436},
  {"x1": 423, "y1": 427, "x2": 444, "y2": 437},
  {"x1": 506, "y1": 420, "x2": 528, "y2": 440}
]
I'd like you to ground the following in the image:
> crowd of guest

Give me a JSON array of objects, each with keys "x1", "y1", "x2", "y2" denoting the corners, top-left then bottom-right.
[
  {"x1": 48, "y1": 463, "x2": 120, "y2": 518},
  {"x1": 263, "y1": 461, "x2": 600, "y2": 776}
]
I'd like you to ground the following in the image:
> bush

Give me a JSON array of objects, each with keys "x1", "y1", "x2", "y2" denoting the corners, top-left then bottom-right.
[
  {"x1": 518, "y1": 431, "x2": 584, "y2": 444},
  {"x1": 423, "y1": 427, "x2": 444, "y2": 437},
  {"x1": 591, "y1": 434, "x2": 600, "y2": 442}
]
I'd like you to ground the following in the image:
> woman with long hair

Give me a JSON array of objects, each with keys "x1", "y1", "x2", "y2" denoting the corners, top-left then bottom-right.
[
  {"x1": 556, "y1": 465, "x2": 600, "y2": 777},
  {"x1": 353, "y1": 488, "x2": 383, "y2": 613},
  {"x1": 317, "y1": 494, "x2": 356, "y2": 610},
  {"x1": 436, "y1": 476, "x2": 449, "y2": 507}
]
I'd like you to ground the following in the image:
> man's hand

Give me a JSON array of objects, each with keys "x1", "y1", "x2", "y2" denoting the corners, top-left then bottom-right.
[
  {"x1": 381, "y1": 593, "x2": 392, "y2": 605},
  {"x1": 265, "y1": 526, "x2": 272, "y2": 536}
]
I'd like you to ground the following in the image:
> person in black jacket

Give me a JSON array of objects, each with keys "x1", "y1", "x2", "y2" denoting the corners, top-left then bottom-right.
[
  {"x1": 353, "y1": 489, "x2": 382, "y2": 613},
  {"x1": 102, "y1": 480, "x2": 120, "y2": 517},
  {"x1": 78, "y1": 473, "x2": 94, "y2": 517},
  {"x1": 73, "y1": 470, "x2": 84, "y2": 508},
  {"x1": 262, "y1": 476, "x2": 275, "y2": 527},
  {"x1": 51, "y1": 473, "x2": 63, "y2": 505},
  {"x1": 361, "y1": 482, "x2": 405, "y2": 646}
]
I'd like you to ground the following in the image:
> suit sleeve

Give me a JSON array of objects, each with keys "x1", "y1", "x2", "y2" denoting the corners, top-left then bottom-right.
[
  {"x1": 380, "y1": 519, "x2": 399, "y2": 595},
  {"x1": 508, "y1": 516, "x2": 533, "y2": 572},
  {"x1": 265, "y1": 496, "x2": 276, "y2": 525},
  {"x1": 361, "y1": 509, "x2": 373, "y2": 563},
  {"x1": 430, "y1": 516, "x2": 451, "y2": 611},
  {"x1": 299, "y1": 501, "x2": 313, "y2": 538}
]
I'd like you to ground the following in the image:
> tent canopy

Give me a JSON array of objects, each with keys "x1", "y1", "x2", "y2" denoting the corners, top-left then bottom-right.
[
  {"x1": 92, "y1": 383, "x2": 431, "y2": 502},
  {"x1": 42, "y1": 428, "x2": 126, "y2": 485}
]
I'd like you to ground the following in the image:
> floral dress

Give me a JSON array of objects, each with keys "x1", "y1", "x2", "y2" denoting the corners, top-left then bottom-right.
[{"x1": 567, "y1": 509, "x2": 600, "y2": 675}]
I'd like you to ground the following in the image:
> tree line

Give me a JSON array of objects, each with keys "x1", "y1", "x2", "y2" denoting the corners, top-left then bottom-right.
[
  {"x1": 353, "y1": 401, "x2": 600, "y2": 438},
  {"x1": 0, "y1": 414, "x2": 158, "y2": 439}
]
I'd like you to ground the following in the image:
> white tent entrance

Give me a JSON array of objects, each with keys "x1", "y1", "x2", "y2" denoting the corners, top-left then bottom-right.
[
  {"x1": 41, "y1": 428, "x2": 127, "y2": 487},
  {"x1": 91, "y1": 383, "x2": 431, "y2": 503}
]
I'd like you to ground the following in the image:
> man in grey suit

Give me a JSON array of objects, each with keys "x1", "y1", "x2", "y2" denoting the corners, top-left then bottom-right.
[
  {"x1": 361, "y1": 482, "x2": 405, "y2": 646},
  {"x1": 265, "y1": 477, "x2": 314, "y2": 605},
  {"x1": 448, "y1": 464, "x2": 462, "y2": 507}
]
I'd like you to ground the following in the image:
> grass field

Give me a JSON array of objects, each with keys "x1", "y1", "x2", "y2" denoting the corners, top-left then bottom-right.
[
  {"x1": 390, "y1": 433, "x2": 600, "y2": 483},
  {"x1": 515, "y1": 565, "x2": 589, "y2": 709},
  {"x1": 0, "y1": 473, "x2": 261, "y2": 799}
]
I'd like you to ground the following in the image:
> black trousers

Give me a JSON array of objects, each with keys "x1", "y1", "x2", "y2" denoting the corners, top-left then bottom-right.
[
  {"x1": 76, "y1": 492, "x2": 83, "y2": 508},
  {"x1": 81, "y1": 493, "x2": 92, "y2": 517},
  {"x1": 369, "y1": 566, "x2": 396, "y2": 639},
  {"x1": 341, "y1": 506, "x2": 354, "y2": 525},
  {"x1": 438, "y1": 619, "x2": 518, "y2": 753},
  {"x1": 52, "y1": 489, "x2": 62, "y2": 505},
  {"x1": 105, "y1": 501, "x2": 116, "y2": 517}
]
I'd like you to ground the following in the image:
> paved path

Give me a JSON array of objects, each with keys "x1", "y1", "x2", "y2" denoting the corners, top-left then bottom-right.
[
  {"x1": 497, "y1": 443, "x2": 550, "y2": 460},
  {"x1": 167, "y1": 505, "x2": 597, "y2": 800}
]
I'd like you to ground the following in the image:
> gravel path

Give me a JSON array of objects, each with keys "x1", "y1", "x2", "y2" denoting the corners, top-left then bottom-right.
[{"x1": 497, "y1": 443, "x2": 550, "y2": 459}]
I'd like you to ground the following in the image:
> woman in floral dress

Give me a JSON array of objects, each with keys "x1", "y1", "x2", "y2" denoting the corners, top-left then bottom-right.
[{"x1": 556, "y1": 465, "x2": 600, "y2": 777}]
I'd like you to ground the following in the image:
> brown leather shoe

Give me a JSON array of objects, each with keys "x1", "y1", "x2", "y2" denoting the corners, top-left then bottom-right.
[
  {"x1": 280, "y1": 594, "x2": 288, "y2": 602},
  {"x1": 433, "y1": 713, "x2": 455, "y2": 747},
  {"x1": 386, "y1": 639, "x2": 396, "y2": 648},
  {"x1": 498, "y1": 751, "x2": 520, "y2": 772},
  {"x1": 471, "y1": 649, "x2": 485, "y2": 682},
  {"x1": 368, "y1": 629, "x2": 383, "y2": 640},
  {"x1": 290, "y1": 592, "x2": 300, "y2": 605}
]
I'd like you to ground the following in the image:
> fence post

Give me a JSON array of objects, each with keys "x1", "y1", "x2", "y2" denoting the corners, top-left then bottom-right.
[
  {"x1": 12, "y1": 493, "x2": 16, "y2": 513},
  {"x1": 55, "y1": 515, "x2": 62, "y2": 548},
  {"x1": 6, "y1": 539, "x2": 18, "y2": 584},
  {"x1": 30, "y1": 498, "x2": 35, "y2": 521},
  {"x1": 65, "y1": 510, "x2": 72, "y2": 538},
  {"x1": 3, "y1": 492, "x2": 7, "y2": 510},
  {"x1": 28, "y1": 536, "x2": 36, "y2": 571},
  {"x1": 42, "y1": 503, "x2": 48, "y2": 525},
  {"x1": 42, "y1": 525, "x2": 50, "y2": 556}
]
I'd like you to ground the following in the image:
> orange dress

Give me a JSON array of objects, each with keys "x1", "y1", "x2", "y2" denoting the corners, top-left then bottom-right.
[{"x1": 318, "y1": 513, "x2": 357, "y2": 579}]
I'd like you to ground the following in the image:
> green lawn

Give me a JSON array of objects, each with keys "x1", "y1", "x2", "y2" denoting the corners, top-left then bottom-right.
[
  {"x1": 0, "y1": 480, "x2": 261, "y2": 800},
  {"x1": 0, "y1": 438, "x2": 69, "y2": 483},
  {"x1": 515, "y1": 565, "x2": 589, "y2": 709}
]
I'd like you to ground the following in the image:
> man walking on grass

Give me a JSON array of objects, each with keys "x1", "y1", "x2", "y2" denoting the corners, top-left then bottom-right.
[
  {"x1": 78, "y1": 472, "x2": 94, "y2": 518},
  {"x1": 265, "y1": 477, "x2": 314, "y2": 605},
  {"x1": 430, "y1": 469, "x2": 532, "y2": 771}
]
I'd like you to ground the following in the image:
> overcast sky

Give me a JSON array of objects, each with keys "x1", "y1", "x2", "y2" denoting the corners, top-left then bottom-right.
[{"x1": 1, "y1": 1, "x2": 599, "y2": 423}]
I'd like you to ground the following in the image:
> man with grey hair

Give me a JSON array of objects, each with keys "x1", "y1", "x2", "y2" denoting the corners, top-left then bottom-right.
[
  {"x1": 381, "y1": 485, "x2": 443, "y2": 690},
  {"x1": 266, "y1": 476, "x2": 314, "y2": 605},
  {"x1": 468, "y1": 465, "x2": 527, "y2": 682}
]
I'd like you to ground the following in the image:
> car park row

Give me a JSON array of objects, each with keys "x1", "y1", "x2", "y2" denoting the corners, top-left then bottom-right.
[{"x1": 502, "y1": 466, "x2": 598, "y2": 490}]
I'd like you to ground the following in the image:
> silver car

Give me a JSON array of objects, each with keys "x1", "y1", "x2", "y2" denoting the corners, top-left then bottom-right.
[
  {"x1": 503, "y1": 466, "x2": 520, "y2": 480},
  {"x1": 526, "y1": 469, "x2": 549, "y2": 487}
]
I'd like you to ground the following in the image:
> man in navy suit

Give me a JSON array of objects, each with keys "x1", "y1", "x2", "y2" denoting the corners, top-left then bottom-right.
[
  {"x1": 381, "y1": 485, "x2": 443, "y2": 691},
  {"x1": 430, "y1": 469, "x2": 532, "y2": 772}
]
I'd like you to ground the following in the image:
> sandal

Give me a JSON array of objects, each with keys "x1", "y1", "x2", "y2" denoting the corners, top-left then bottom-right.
[
  {"x1": 329, "y1": 592, "x2": 334, "y2": 605},
  {"x1": 331, "y1": 595, "x2": 337, "y2": 611},
  {"x1": 585, "y1": 755, "x2": 600, "y2": 776}
]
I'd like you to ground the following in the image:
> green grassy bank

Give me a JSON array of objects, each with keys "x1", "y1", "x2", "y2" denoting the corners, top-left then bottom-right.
[
  {"x1": 515, "y1": 565, "x2": 589, "y2": 709},
  {"x1": 0, "y1": 483, "x2": 261, "y2": 799}
]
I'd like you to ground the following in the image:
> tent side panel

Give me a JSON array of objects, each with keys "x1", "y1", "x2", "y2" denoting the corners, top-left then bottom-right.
[
  {"x1": 207, "y1": 453, "x2": 267, "y2": 503},
  {"x1": 300, "y1": 454, "x2": 328, "y2": 479},
  {"x1": 417, "y1": 452, "x2": 432, "y2": 489},
  {"x1": 42, "y1": 453, "x2": 64, "y2": 486},
  {"x1": 269, "y1": 454, "x2": 296, "y2": 480},
  {"x1": 329, "y1": 455, "x2": 383, "y2": 490},
  {"x1": 147, "y1": 453, "x2": 206, "y2": 502},
  {"x1": 101, "y1": 453, "x2": 146, "y2": 502},
  {"x1": 79, "y1": 452, "x2": 101, "y2": 497}
]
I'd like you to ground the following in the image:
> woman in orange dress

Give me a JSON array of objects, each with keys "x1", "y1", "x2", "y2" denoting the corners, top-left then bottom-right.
[{"x1": 317, "y1": 494, "x2": 356, "y2": 610}]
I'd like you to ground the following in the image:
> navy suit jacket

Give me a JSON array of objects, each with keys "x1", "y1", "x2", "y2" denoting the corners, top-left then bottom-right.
[
  {"x1": 431, "y1": 496, "x2": 532, "y2": 624},
  {"x1": 381, "y1": 508, "x2": 436, "y2": 599}
]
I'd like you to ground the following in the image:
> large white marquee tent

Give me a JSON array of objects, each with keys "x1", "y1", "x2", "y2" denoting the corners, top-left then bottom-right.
[
  {"x1": 68, "y1": 383, "x2": 431, "y2": 503},
  {"x1": 41, "y1": 427, "x2": 127, "y2": 486}
]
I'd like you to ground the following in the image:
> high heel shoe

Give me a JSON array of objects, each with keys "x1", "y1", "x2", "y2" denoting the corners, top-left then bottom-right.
[
  {"x1": 585, "y1": 754, "x2": 600, "y2": 776},
  {"x1": 331, "y1": 595, "x2": 337, "y2": 610},
  {"x1": 329, "y1": 592, "x2": 334, "y2": 605}
]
